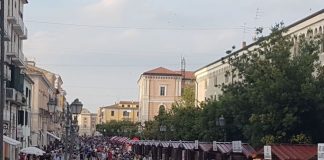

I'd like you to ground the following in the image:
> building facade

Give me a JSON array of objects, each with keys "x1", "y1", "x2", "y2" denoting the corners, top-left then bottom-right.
[
  {"x1": 97, "y1": 101, "x2": 139, "y2": 124},
  {"x1": 78, "y1": 108, "x2": 97, "y2": 136},
  {"x1": 2, "y1": 0, "x2": 29, "y2": 159},
  {"x1": 195, "y1": 9, "x2": 324, "y2": 103},
  {"x1": 138, "y1": 67, "x2": 195, "y2": 123},
  {"x1": 26, "y1": 62, "x2": 65, "y2": 147}
]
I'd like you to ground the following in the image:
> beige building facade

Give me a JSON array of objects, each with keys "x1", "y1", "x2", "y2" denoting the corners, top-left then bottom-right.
[
  {"x1": 78, "y1": 108, "x2": 97, "y2": 136},
  {"x1": 26, "y1": 63, "x2": 66, "y2": 146},
  {"x1": 195, "y1": 9, "x2": 324, "y2": 103},
  {"x1": 97, "y1": 101, "x2": 139, "y2": 124},
  {"x1": 138, "y1": 67, "x2": 195, "y2": 123}
]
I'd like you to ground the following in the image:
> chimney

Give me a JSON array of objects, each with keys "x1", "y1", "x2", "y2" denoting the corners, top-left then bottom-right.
[
  {"x1": 242, "y1": 41, "x2": 247, "y2": 48},
  {"x1": 26, "y1": 60, "x2": 36, "y2": 66}
]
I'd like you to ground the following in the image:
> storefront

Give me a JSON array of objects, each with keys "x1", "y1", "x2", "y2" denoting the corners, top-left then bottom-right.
[{"x1": 3, "y1": 135, "x2": 21, "y2": 160}]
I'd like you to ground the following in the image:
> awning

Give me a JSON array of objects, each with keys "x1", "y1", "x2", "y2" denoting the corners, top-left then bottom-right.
[
  {"x1": 3, "y1": 135, "x2": 21, "y2": 146},
  {"x1": 46, "y1": 131, "x2": 61, "y2": 141}
]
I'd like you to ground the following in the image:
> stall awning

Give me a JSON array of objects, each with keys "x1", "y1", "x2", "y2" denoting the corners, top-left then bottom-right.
[
  {"x1": 3, "y1": 135, "x2": 21, "y2": 146},
  {"x1": 46, "y1": 131, "x2": 61, "y2": 141}
]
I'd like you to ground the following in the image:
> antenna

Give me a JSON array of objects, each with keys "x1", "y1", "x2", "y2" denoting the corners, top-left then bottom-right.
[
  {"x1": 181, "y1": 56, "x2": 186, "y2": 79},
  {"x1": 242, "y1": 22, "x2": 247, "y2": 42},
  {"x1": 253, "y1": 7, "x2": 264, "y2": 41}
]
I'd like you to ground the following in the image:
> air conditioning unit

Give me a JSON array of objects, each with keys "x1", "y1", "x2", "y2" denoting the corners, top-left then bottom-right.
[
  {"x1": 16, "y1": 91, "x2": 26, "y2": 105},
  {"x1": 6, "y1": 88, "x2": 17, "y2": 101}
]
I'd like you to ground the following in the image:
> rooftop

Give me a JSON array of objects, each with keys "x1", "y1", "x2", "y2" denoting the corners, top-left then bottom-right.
[
  {"x1": 142, "y1": 67, "x2": 195, "y2": 80},
  {"x1": 254, "y1": 144, "x2": 317, "y2": 160},
  {"x1": 143, "y1": 67, "x2": 182, "y2": 76}
]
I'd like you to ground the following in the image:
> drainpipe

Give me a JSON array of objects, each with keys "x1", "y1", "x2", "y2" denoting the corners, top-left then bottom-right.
[{"x1": 195, "y1": 80, "x2": 199, "y2": 107}]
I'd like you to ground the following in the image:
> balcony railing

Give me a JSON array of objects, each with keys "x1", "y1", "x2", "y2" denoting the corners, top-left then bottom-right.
[
  {"x1": 12, "y1": 50, "x2": 25, "y2": 67},
  {"x1": 13, "y1": 15, "x2": 25, "y2": 35},
  {"x1": 20, "y1": 27, "x2": 28, "y2": 40},
  {"x1": 7, "y1": 15, "x2": 17, "y2": 24}
]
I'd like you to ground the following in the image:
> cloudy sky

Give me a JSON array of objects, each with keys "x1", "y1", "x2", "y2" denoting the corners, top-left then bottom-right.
[{"x1": 24, "y1": 0, "x2": 323, "y2": 112}]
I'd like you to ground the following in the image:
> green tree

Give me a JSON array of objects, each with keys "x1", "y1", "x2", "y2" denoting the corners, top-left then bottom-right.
[
  {"x1": 97, "y1": 120, "x2": 140, "y2": 137},
  {"x1": 220, "y1": 24, "x2": 324, "y2": 146},
  {"x1": 178, "y1": 85, "x2": 195, "y2": 107}
]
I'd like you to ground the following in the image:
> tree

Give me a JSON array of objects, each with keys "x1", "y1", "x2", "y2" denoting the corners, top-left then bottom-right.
[
  {"x1": 96, "y1": 121, "x2": 140, "y2": 137},
  {"x1": 220, "y1": 24, "x2": 324, "y2": 146},
  {"x1": 179, "y1": 85, "x2": 195, "y2": 107}
]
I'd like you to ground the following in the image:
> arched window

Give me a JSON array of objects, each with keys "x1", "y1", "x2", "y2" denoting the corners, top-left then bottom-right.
[
  {"x1": 159, "y1": 105, "x2": 165, "y2": 111},
  {"x1": 306, "y1": 29, "x2": 313, "y2": 39},
  {"x1": 319, "y1": 26, "x2": 322, "y2": 34}
]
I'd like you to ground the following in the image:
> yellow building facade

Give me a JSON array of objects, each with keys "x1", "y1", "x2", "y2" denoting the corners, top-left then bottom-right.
[
  {"x1": 78, "y1": 108, "x2": 97, "y2": 136},
  {"x1": 97, "y1": 101, "x2": 139, "y2": 124}
]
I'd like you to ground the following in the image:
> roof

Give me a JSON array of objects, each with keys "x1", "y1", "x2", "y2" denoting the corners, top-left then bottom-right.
[
  {"x1": 81, "y1": 108, "x2": 90, "y2": 113},
  {"x1": 215, "y1": 142, "x2": 256, "y2": 157},
  {"x1": 195, "y1": 9, "x2": 324, "y2": 73},
  {"x1": 119, "y1": 101, "x2": 139, "y2": 105},
  {"x1": 255, "y1": 144, "x2": 317, "y2": 160},
  {"x1": 175, "y1": 71, "x2": 195, "y2": 80},
  {"x1": 143, "y1": 67, "x2": 182, "y2": 76},
  {"x1": 286, "y1": 9, "x2": 324, "y2": 30}
]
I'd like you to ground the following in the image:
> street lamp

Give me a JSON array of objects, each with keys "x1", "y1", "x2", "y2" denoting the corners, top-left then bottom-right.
[
  {"x1": 63, "y1": 98, "x2": 83, "y2": 160},
  {"x1": 70, "y1": 98, "x2": 83, "y2": 114},
  {"x1": 47, "y1": 98, "x2": 57, "y2": 113},
  {"x1": 159, "y1": 125, "x2": 167, "y2": 140},
  {"x1": 47, "y1": 98, "x2": 61, "y2": 124},
  {"x1": 216, "y1": 115, "x2": 226, "y2": 142}
]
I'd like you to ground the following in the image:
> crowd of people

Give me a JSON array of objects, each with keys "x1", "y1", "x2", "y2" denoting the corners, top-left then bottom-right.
[
  {"x1": 19, "y1": 136, "x2": 138, "y2": 160},
  {"x1": 78, "y1": 136, "x2": 135, "y2": 160}
]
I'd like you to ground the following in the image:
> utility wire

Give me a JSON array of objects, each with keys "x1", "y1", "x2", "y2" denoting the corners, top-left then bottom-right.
[
  {"x1": 26, "y1": 20, "x2": 256, "y2": 31},
  {"x1": 36, "y1": 63, "x2": 203, "y2": 67}
]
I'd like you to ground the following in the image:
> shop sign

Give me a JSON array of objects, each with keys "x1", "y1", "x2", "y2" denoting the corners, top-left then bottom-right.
[
  {"x1": 232, "y1": 141, "x2": 242, "y2": 153},
  {"x1": 264, "y1": 146, "x2": 272, "y2": 160}
]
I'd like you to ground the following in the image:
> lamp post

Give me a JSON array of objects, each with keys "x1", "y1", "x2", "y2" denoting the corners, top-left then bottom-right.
[
  {"x1": 216, "y1": 115, "x2": 226, "y2": 142},
  {"x1": 159, "y1": 125, "x2": 167, "y2": 140},
  {"x1": 47, "y1": 98, "x2": 61, "y2": 123},
  {"x1": 63, "y1": 98, "x2": 83, "y2": 160}
]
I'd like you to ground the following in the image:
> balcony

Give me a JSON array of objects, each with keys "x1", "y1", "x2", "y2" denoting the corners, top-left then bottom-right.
[
  {"x1": 12, "y1": 15, "x2": 25, "y2": 35},
  {"x1": 7, "y1": 15, "x2": 17, "y2": 24},
  {"x1": 22, "y1": 0, "x2": 28, "y2": 4},
  {"x1": 20, "y1": 27, "x2": 28, "y2": 40},
  {"x1": 11, "y1": 50, "x2": 25, "y2": 67}
]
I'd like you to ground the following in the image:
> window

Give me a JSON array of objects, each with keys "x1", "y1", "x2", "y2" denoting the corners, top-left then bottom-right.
[
  {"x1": 127, "y1": 105, "x2": 130, "y2": 107},
  {"x1": 204, "y1": 80, "x2": 207, "y2": 89},
  {"x1": 159, "y1": 105, "x2": 165, "y2": 112},
  {"x1": 111, "y1": 111, "x2": 114, "y2": 116},
  {"x1": 25, "y1": 112, "x2": 28, "y2": 125},
  {"x1": 225, "y1": 74, "x2": 229, "y2": 83},
  {"x1": 122, "y1": 105, "x2": 124, "y2": 107},
  {"x1": 123, "y1": 111, "x2": 129, "y2": 117},
  {"x1": 136, "y1": 105, "x2": 139, "y2": 108},
  {"x1": 137, "y1": 112, "x2": 139, "y2": 117},
  {"x1": 18, "y1": 110, "x2": 24, "y2": 125},
  {"x1": 160, "y1": 86, "x2": 166, "y2": 96},
  {"x1": 214, "y1": 76, "x2": 217, "y2": 86}
]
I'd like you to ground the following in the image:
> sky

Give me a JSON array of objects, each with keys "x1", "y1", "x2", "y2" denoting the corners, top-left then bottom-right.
[{"x1": 24, "y1": 0, "x2": 324, "y2": 113}]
